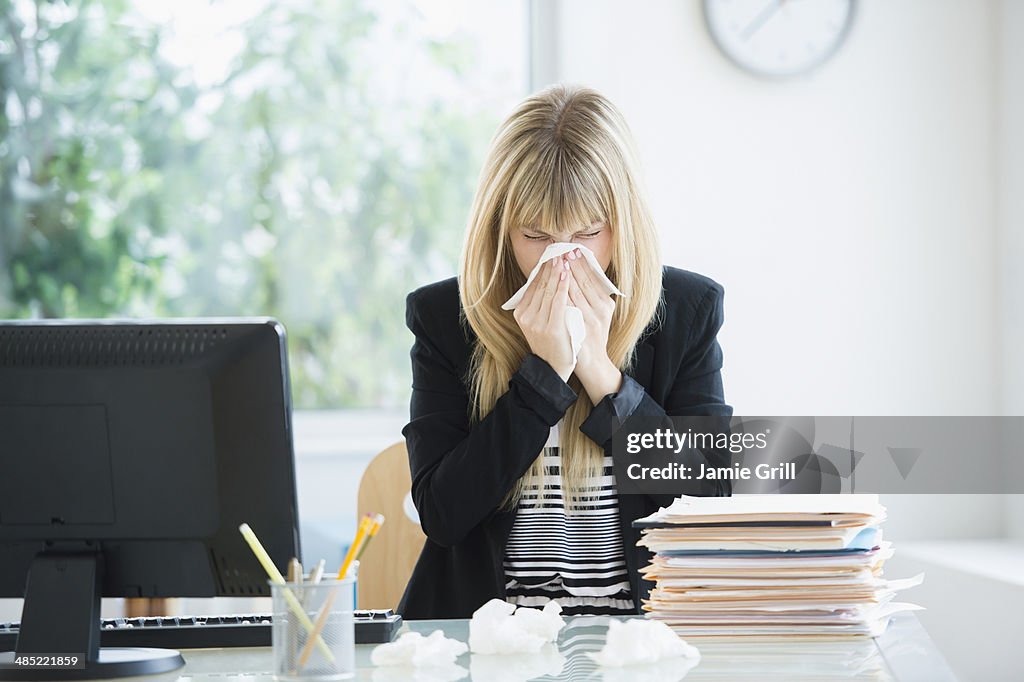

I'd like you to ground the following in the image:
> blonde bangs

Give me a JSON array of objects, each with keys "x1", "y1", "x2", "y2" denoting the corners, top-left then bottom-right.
[{"x1": 502, "y1": 144, "x2": 614, "y2": 241}]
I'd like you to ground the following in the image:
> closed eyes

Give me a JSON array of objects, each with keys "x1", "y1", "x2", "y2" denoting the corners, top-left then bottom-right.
[{"x1": 523, "y1": 230, "x2": 602, "y2": 241}]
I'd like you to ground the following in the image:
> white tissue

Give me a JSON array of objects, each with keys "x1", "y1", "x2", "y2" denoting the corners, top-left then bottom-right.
[
  {"x1": 501, "y1": 242, "x2": 624, "y2": 363},
  {"x1": 468, "y1": 599, "x2": 565, "y2": 654},
  {"x1": 371, "y1": 629, "x2": 468, "y2": 668},
  {"x1": 586, "y1": 619, "x2": 700, "y2": 668}
]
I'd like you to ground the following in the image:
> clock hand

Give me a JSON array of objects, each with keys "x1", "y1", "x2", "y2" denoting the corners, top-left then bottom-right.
[{"x1": 741, "y1": 0, "x2": 782, "y2": 41}]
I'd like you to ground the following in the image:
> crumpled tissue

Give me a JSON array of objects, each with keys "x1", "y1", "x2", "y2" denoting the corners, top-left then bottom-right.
[
  {"x1": 501, "y1": 242, "x2": 625, "y2": 363},
  {"x1": 586, "y1": 618, "x2": 700, "y2": 668},
  {"x1": 371, "y1": 629, "x2": 468, "y2": 667},
  {"x1": 468, "y1": 599, "x2": 565, "y2": 654}
]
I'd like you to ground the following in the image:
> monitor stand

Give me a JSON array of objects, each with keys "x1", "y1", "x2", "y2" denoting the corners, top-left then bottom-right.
[{"x1": 0, "y1": 547, "x2": 184, "y2": 680}]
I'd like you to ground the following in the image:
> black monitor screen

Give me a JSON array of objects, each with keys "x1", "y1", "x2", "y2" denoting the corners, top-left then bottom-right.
[{"x1": 0, "y1": 319, "x2": 301, "y2": 600}]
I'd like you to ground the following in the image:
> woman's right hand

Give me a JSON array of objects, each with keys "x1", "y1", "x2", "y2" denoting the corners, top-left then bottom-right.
[{"x1": 512, "y1": 254, "x2": 575, "y2": 383}]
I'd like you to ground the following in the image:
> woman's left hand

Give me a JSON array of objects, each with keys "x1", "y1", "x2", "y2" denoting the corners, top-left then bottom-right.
[{"x1": 566, "y1": 248, "x2": 623, "y2": 402}]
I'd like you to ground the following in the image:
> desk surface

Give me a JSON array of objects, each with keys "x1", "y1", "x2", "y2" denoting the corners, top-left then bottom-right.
[{"x1": 125, "y1": 612, "x2": 957, "y2": 682}]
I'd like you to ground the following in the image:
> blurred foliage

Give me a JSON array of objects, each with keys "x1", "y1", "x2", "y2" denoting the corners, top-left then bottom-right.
[{"x1": 0, "y1": 0, "x2": 514, "y2": 407}]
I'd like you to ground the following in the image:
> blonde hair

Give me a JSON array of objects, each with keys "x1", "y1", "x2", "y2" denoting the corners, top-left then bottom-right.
[{"x1": 458, "y1": 84, "x2": 663, "y2": 510}]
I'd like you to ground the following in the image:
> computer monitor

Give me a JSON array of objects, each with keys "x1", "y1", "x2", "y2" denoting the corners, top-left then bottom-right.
[{"x1": 0, "y1": 319, "x2": 301, "y2": 680}]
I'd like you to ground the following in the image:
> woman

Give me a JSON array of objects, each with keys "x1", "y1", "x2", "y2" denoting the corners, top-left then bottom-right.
[{"x1": 398, "y1": 84, "x2": 732, "y2": 620}]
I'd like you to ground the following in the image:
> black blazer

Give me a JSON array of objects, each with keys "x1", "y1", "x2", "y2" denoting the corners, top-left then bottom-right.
[{"x1": 397, "y1": 265, "x2": 733, "y2": 620}]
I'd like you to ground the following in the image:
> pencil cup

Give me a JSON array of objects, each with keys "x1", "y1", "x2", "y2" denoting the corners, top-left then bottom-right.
[{"x1": 271, "y1": 579, "x2": 355, "y2": 681}]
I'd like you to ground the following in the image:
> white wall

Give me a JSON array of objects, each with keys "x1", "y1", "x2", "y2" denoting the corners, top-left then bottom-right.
[
  {"x1": 997, "y1": 0, "x2": 1024, "y2": 421},
  {"x1": 997, "y1": 0, "x2": 1024, "y2": 542},
  {"x1": 547, "y1": 0, "x2": 998, "y2": 418},
  {"x1": 1008, "y1": 496, "x2": 1024, "y2": 541}
]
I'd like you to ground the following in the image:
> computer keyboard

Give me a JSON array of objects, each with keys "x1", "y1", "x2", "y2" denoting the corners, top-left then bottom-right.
[{"x1": 0, "y1": 610, "x2": 402, "y2": 650}]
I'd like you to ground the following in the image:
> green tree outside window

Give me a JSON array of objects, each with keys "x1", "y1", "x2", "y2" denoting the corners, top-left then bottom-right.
[{"x1": 0, "y1": 0, "x2": 525, "y2": 408}]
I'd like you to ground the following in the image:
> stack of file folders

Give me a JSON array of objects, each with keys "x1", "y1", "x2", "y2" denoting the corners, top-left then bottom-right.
[{"x1": 635, "y1": 494, "x2": 923, "y2": 640}]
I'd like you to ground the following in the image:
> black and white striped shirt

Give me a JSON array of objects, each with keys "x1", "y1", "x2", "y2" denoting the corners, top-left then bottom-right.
[{"x1": 503, "y1": 421, "x2": 635, "y2": 615}]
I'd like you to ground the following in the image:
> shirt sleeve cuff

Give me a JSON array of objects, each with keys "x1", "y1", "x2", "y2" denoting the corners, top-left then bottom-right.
[
  {"x1": 579, "y1": 373, "x2": 645, "y2": 447},
  {"x1": 509, "y1": 353, "x2": 578, "y2": 426}
]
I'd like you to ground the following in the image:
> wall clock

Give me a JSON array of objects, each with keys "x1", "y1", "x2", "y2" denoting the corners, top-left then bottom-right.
[{"x1": 703, "y1": 0, "x2": 856, "y2": 77}]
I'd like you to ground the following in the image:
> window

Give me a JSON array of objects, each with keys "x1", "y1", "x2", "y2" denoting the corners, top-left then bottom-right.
[{"x1": 0, "y1": 0, "x2": 529, "y2": 408}]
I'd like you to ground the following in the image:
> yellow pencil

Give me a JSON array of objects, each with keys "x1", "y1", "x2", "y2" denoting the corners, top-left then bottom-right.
[
  {"x1": 338, "y1": 514, "x2": 372, "y2": 580},
  {"x1": 238, "y1": 523, "x2": 334, "y2": 663},
  {"x1": 354, "y1": 514, "x2": 385, "y2": 563}
]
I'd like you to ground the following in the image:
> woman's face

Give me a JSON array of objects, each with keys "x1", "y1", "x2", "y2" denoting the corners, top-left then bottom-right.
[{"x1": 510, "y1": 220, "x2": 612, "y2": 278}]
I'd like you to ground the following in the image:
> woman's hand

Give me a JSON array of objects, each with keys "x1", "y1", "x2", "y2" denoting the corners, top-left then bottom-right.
[
  {"x1": 513, "y1": 254, "x2": 576, "y2": 382},
  {"x1": 566, "y1": 248, "x2": 623, "y2": 402}
]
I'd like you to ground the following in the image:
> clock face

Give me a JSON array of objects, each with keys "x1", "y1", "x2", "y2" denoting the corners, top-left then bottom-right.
[{"x1": 704, "y1": 0, "x2": 856, "y2": 77}]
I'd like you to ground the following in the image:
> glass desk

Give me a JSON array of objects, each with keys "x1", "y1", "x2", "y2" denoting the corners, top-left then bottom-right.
[{"x1": 103, "y1": 612, "x2": 957, "y2": 682}]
